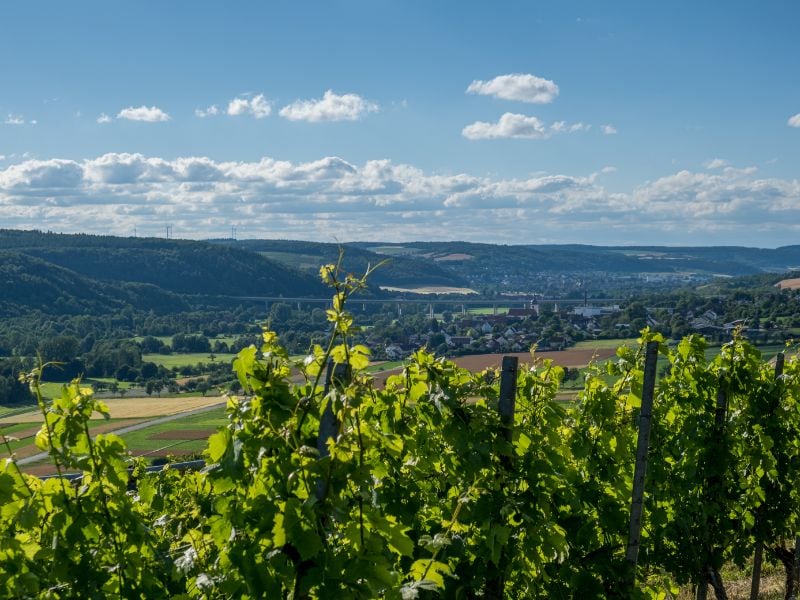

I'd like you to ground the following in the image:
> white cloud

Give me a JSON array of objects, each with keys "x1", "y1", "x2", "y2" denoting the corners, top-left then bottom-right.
[
  {"x1": 117, "y1": 106, "x2": 171, "y2": 122},
  {"x1": 462, "y1": 113, "x2": 589, "y2": 140},
  {"x1": 4, "y1": 114, "x2": 26, "y2": 125},
  {"x1": 195, "y1": 105, "x2": 220, "y2": 118},
  {"x1": 97, "y1": 113, "x2": 112, "y2": 124},
  {"x1": 227, "y1": 94, "x2": 271, "y2": 119},
  {"x1": 1, "y1": 152, "x2": 798, "y2": 245},
  {"x1": 466, "y1": 73, "x2": 559, "y2": 104},
  {"x1": 704, "y1": 158, "x2": 728, "y2": 170},
  {"x1": 789, "y1": 113, "x2": 800, "y2": 128},
  {"x1": 552, "y1": 121, "x2": 590, "y2": 133},
  {"x1": 601, "y1": 124, "x2": 617, "y2": 135},
  {"x1": 279, "y1": 90, "x2": 379, "y2": 122},
  {"x1": 463, "y1": 114, "x2": 547, "y2": 140}
]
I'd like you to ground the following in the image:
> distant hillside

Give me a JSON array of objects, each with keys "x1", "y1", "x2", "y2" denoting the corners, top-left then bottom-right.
[
  {"x1": 349, "y1": 241, "x2": 800, "y2": 282},
  {"x1": 213, "y1": 239, "x2": 468, "y2": 289},
  {"x1": 5, "y1": 230, "x2": 800, "y2": 318},
  {"x1": 0, "y1": 252, "x2": 189, "y2": 317},
  {"x1": 602, "y1": 245, "x2": 800, "y2": 274},
  {"x1": 0, "y1": 230, "x2": 327, "y2": 297}
]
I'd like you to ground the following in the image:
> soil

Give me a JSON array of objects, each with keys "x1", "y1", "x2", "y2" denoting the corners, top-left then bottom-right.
[
  {"x1": 776, "y1": 277, "x2": 800, "y2": 290},
  {"x1": 371, "y1": 347, "x2": 616, "y2": 390}
]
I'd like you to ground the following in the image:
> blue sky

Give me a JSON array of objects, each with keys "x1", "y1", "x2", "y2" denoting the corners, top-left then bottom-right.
[{"x1": 1, "y1": 1, "x2": 798, "y2": 246}]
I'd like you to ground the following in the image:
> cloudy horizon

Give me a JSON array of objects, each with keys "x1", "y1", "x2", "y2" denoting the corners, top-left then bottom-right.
[{"x1": 1, "y1": 2, "x2": 798, "y2": 247}]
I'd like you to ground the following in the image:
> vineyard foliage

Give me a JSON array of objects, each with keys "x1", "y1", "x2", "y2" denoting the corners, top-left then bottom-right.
[{"x1": 1, "y1": 263, "x2": 800, "y2": 599}]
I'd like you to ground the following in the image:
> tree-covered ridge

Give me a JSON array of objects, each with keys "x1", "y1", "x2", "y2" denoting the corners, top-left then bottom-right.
[
  {"x1": 1, "y1": 266, "x2": 799, "y2": 598},
  {"x1": 0, "y1": 251, "x2": 189, "y2": 317},
  {"x1": 0, "y1": 229, "x2": 327, "y2": 297},
  {"x1": 217, "y1": 238, "x2": 469, "y2": 288}
]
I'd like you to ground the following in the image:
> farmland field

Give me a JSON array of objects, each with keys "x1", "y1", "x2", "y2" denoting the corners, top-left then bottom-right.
[
  {"x1": 452, "y1": 347, "x2": 617, "y2": 371},
  {"x1": 573, "y1": 337, "x2": 637, "y2": 350},
  {"x1": 3, "y1": 418, "x2": 146, "y2": 460},
  {"x1": 119, "y1": 407, "x2": 226, "y2": 457},
  {"x1": 143, "y1": 352, "x2": 237, "y2": 368},
  {"x1": 0, "y1": 395, "x2": 225, "y2": 424}
]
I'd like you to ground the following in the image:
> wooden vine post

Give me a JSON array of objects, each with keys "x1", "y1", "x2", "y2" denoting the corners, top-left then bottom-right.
[
  {"x1": 315, "y1": 359, "x2": 352, "y2": 501},
  {"x1": 750, "y1": 353, "x2": 785, "y2": 600},
  {"x1": 696, "y1": 381, "x2": 730, "y2": 600},
  {"x1": 485, "y1": 355, "x2": 518, "y2": 600},
  {"x1": 626, "y1": 340, "x2": 660, "y2": 584},
  {"x1": 498, "y1": 356, "x2": 518, "y2": 444}
]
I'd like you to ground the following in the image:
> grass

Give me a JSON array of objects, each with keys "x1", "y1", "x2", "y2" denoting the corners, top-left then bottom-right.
[
  {"x1": 34, "y1": 379, "x2": 137, "y2": 400},
  {"x1": 143, "y1": 352, "x2": 237, "y2": 368},
  {"x1": 0, "y1": 421, "x2": 42, "y2": 437},
  {"x1": 0, "y1": 404, "x2": 37, "y2": 418},
  {"x1": 704, "y1": 343, "x2": 788, "y2": 362},
  {"x1": 365, "y1": 245, "x2": 419, "y2": 256},
  {"x1": 119, "y1": 407, "x2": 227, "y2": 455},
  {"x1": 259, "y1": 251, "x2": 322, "y2": 271},
  {"x1": 366, "y1": 360, "x2": 404, "y2": 373},
  {"x1": 466, "y1": 307, "x2": 509, "y2": 315},
  {"x1": 573, "y1": 337, "x2": 638, "y2": 350}
]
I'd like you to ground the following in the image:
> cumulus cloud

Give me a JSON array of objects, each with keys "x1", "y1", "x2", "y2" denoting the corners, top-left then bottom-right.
[
  {"x1": 789, "y1": 113, "x2": 800, "y2": 128},
  {"x1": 601, "y1": 124, "x2": 617, "y2": 135},
  {"x1": 227, "y1": 94, "x2": 271, "y2": 119},
  {"x1": 117, "y1": 106, "x2": 171, "y2": 122},
  {"x1": 97, "y1": 113, "x2": 112, "y2": 124},
  {"x1": 1, "y1": 152, "x2": 799, "y2": 245},
  {"x1": 195, "y1": 105, "x2": 220, "y2": 118},
  {"x1": 279, "y1": 90, "x2": 379, "y2": 122},
  {"x1": 466, "y1": 73, "x2": 559, "y2": 104},
  {"x1": 462, "y1": 113, "x2": 589, "y2": 140}
]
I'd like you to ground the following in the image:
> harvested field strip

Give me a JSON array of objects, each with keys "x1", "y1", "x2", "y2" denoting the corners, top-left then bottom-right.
[
  {"x1": 143, "y1": 353, "x2": 237, "y2": 368},
  {"x1": 776, "y1": 277, "x2": 800, "y2": 290},
  {"x1": 6, "y1": 419, "x2": 146, "y2": 459},
  {"x1": 452, "y1": 348, "x2": 616, "y2": 371},
  {"x1": 573, "y1": 338, "x2": 636, "y2": 350},
  {"x1": 370, "y1": 349, "x2": 615, "y2": 390},
  {"x1": 0, "y1": 396, "x2": 225, "y2": 424}
]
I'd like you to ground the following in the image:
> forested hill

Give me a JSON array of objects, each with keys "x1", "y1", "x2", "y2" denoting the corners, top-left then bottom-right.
[
  {"x1": 0, "y1": 230, "x2": 326, "y2": 298},
  {"x1": 0, "y1": 251, "x2": 190, "y2": 317},
  {"x1": 214, "y1": 238, "x2": 468, "y2": 288}
]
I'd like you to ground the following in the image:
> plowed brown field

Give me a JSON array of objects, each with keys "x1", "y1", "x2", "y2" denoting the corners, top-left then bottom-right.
[{"x1": 372, "y1": 347, "x2": 616, "y2": 389}]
